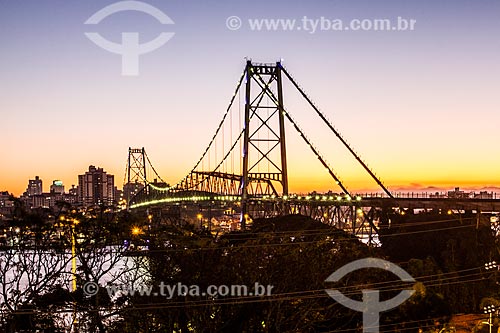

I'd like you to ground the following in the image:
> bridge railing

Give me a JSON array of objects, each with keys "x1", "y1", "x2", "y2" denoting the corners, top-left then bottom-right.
[{"x1": 358, "y1": 192, "x2": 500, "y2": 200}]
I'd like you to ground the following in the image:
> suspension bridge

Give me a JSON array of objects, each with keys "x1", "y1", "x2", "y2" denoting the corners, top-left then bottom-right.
[{"x1": 122, "y1": 60, "x2": 500, "y2": 239}]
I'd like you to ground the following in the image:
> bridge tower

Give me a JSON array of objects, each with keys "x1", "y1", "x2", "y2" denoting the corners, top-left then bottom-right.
[
  {"x1": 241, "y1": 61, "x2": 289, "y2": 227},
  {"x1": 125, "y1": 147, "x2": 148, "y2": 204}
]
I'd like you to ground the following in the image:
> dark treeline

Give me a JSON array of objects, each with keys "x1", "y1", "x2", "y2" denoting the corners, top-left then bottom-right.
[{"x1": 0, "y1": 207, "x2": 498, "y2": 332}]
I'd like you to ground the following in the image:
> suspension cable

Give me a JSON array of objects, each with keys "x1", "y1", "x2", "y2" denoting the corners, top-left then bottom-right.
[
  {"x1": 145, "y1": 152, "x2": 166, "y2": 184},
  {"x1": 148, "y1": 68, "x2": 247, "y2": 192},
  {"x1": 279, "y1": 64, "x2": 393, "y2": 198},
  {"x1": 251, "y1": 71, "x2": 350, "y2": 196}
]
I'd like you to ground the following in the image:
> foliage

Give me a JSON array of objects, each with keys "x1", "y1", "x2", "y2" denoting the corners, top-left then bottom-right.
[{"x1": 0, "y1": 208, "x2": 499, "y2": 332}]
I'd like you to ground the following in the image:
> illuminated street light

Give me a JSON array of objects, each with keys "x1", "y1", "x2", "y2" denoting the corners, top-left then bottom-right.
[
  {"x1": 131, "y1": 227, "x2": 141, "y2": 236},
  {"x1": 483, "y1": 305, "x2": 496, "y2": 333},
  {"x1": 197, "y1": 214, "x2": 203, "y2": 228},
  {"x1": 484, "y1": 305, "x2": 496, "y2": 314},
  {"x1": 485, "y1": 261, "x2": 497, "y2": 270}
]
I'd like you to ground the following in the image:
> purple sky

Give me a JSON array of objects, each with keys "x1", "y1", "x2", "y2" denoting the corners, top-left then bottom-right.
[{"x1": 0, "y1": 0, "x2": 499, "y2": 195}]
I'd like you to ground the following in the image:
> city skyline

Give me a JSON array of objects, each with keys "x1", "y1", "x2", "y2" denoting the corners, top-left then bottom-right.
[{"x1": 1, "y1": 0, "x2": 499, "y2": 196}]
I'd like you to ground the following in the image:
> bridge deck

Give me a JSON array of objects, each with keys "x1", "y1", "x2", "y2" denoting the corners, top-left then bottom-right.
[
  {"x1": 360, "y1": 197, "x2": 500, "y2": 211},
  {"x1": 132, "y1": 191, "x2": 500, "y2": 212}
]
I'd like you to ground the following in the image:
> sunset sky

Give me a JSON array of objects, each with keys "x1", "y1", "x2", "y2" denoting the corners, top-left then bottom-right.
[{"x1": 0, "y1": 0, "x2": 499, "y2": 196}]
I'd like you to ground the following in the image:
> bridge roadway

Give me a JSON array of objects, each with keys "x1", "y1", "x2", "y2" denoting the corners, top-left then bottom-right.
[
  {"x1": 131, "y1": 193, "x2": 500, "y2": 240},
  {"x1": 359, "y1": 197, "x2": 500, "y2": 212},
  {"x1": 132, "y1": 192, "x2": 500, "y2": 212}
]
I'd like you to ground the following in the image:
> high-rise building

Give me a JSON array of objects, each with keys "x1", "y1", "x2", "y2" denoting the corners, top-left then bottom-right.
[
  {"x1": 78, "y1": 165, "x2": 115, "y2": 206},
  {"x1": 26, "y1": 176, "x2": 43, "y2": 196},
  {"x1": 0, "y1": 191, "x2": 14, "y2": 220},
  {"x1": 20, "y1": 178, "x2": 78, "y2": 210},
  {"x1": 68, "y1": 185, "x2": 78, "y2": 198},
  {"x1": 50, "y1": 180, "x2": 65, "y2": 194}
]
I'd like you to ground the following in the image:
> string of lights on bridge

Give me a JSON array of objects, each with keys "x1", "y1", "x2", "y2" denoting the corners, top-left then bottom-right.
[{"x1": 130, "y1": 193, "x2": 363, "y2": 209}]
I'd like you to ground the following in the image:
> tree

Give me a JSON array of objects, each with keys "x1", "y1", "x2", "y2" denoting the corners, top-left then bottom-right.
[
  {"x1": 0, "y1": 215, "x2": 71, "y2": 332},
  {"x1": 112, "y1": 214, "x2": 384, "y2": 332}
]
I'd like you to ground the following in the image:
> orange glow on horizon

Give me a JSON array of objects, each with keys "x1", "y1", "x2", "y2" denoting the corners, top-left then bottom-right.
[{"x1": 4, "y1": 171, "x2": 500, "y2": 198}]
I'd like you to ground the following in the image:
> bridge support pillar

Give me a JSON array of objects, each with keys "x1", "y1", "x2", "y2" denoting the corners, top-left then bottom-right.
[{"x1": 241, "y1": 61, "x2": 289, "y2": 228}]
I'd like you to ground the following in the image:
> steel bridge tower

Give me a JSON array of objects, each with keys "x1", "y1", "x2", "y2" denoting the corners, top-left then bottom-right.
[
  {"x1": 241, "y1": 61, "x2": 288, "y2": 227},
  {"x1": 125, "y1": 147, "x2": 148, "y2": 204}
]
